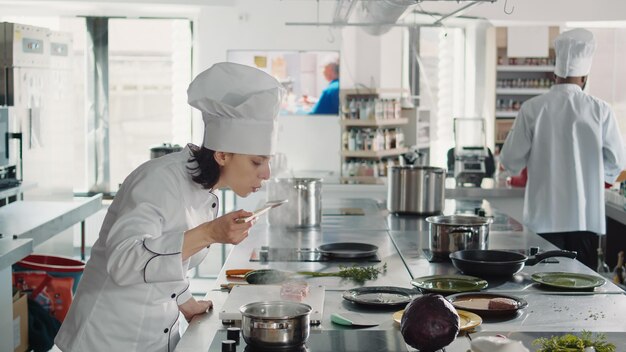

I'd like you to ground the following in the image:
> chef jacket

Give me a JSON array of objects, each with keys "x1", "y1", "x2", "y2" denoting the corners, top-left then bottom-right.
[
  {"x1": 500, "y1": 84, "x2": 626, "y2": 235},
  {"x1": 55, "y1": 145, "x2": 217, "y2": 352}
]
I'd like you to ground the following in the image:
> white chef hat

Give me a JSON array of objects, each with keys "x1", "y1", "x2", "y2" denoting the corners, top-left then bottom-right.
[
  {"x1": 554, "y1": 28, "x2": 596, "y2": 78},
  {"x1": 187, "y1": 62, "x2": 285, "y2": 155}
]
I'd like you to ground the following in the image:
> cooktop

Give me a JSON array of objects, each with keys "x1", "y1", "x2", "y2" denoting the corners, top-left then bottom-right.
[
  {"x1": 207, "y1": 329, "x2": 409, "y2": 352},
  {"x1": 250, "y1": 247, "x2": 381, "y2": 263}
]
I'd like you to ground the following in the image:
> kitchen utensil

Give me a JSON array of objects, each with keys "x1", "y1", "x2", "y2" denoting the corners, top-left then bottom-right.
[
  {"x1": 427, "y1": 215, "x2": 492, "y2": 261},
  {"x1": 341, "y1": 286, "x2": 419, "y2": 308},
  {"x1": 219, "y1": 285, "x2": 324, "y2": 324},
  {"x1": 225, "y1": 269, "x2": 254, "y2": 278},
  {"x1": 240, "y1": 301, "x2": 312, "y2": 350},
  {"x1": 393, "y1": 309, "x2": 482, "y2": 331},
  {"x1": 387, "y1": 165, "x2": 446, "y2": 215},
  {"x1": 330, "y1": 312, "x2": 379, "y2": 327},
  {"x1": 446, "y1": 292, "x2": 528, "y2": 318},
  {"x1": 531, "y1": 272, "x2": 606, "y2": 290},
  {"x1": 235, "y1": 199, "x2": 288, "y2": 224},
  {"x1": 267, "y1": 178, "x2": 322, "y2": 228},
  {"x1": 410, "y1": 275, "x2": 488, "y2": 294},
  {"x1": 317, "y1": 242, "x2": 378, "y2": 258},
  {"x1": 449, "y1": 249, "x2": 577, "y2": 277},
  {"x1": 244, "y1": 269, "x2": 292, "y2": 284}
]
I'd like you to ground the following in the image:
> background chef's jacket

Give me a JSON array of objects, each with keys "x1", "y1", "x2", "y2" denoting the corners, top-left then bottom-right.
[
  {"x1": 500, "y1": 84, "x2": 626, "y2": 235},
  {"x1": 56, "y1": 145, "x2": 217, "y2": 352}
]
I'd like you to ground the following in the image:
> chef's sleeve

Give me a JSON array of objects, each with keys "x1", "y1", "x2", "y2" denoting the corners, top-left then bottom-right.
[
  {"x1": 602, "y1": 108, "x2": 626, "y2": 183},
  {"x1": 500, "y1": 109, "x2": 532, "y2": 174},
  {"x1": 104, "y1": 170, "x2": 187, "y2": 286}
]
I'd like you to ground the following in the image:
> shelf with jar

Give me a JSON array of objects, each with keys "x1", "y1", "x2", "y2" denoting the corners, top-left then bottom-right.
[
  {"x1": 494, "y1": 26, "x2": 558, "y2": 151},
  {"x1": 338, "y1": 88, "x2": 414, "y2": 184}
]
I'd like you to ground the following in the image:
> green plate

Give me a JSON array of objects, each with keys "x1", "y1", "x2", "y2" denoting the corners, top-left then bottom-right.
[
  {"x1": 531, "y1": 272, "x2": 606, "y2": 290},
  {"x1": 410, "y1": 275, "x2": 488, "y2": 294}
]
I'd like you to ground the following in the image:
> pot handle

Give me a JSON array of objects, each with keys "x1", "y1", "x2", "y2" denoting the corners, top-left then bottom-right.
[
  {"x1": 526, "y1": 250, "x2": 577, "y2": 265},
  {"x1": 447, "y1": 227, "x2": 479, "y2": 247},
  {"x1": 252, "y1": 321, "x2": 292, "y2": 330}
]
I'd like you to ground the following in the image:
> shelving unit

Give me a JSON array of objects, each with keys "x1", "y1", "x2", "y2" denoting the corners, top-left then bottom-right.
[
  {"x1": 339, "y1": 88, "x2": 414, "y2": 185},
  {"x1": 493, "y1": 26, "x2": 559, "y2": 152}
]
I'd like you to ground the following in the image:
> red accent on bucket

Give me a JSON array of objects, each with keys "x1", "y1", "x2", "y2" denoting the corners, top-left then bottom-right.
[{"x1": 17, "y1": 254, "x2": 85, "y2": 272}]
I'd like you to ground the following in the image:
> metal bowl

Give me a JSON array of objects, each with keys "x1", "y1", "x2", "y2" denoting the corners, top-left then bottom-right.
[{"x1": 240, "y1": 301, "x2": 312, "y2": 349}]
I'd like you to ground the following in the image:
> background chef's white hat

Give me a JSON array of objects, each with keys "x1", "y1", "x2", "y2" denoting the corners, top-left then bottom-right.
[
  {"x1": 554, "y1": 28, "x2": 596, "y2": 78},
  {"x1": 187, "y1": 62, "x2": 285, "y2": 155}
]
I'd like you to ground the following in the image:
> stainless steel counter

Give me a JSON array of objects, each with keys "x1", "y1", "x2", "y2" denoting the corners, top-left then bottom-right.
[{"x1": 176, "y1": 197, "x2": 626, "y2": 352}]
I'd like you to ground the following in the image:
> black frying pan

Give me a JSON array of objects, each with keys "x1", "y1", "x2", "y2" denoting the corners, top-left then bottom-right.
[
  {"x1": 449, "y1": 249, "x2": 577, "y2": 277},
  {"x1": 317, "y1": 242, "x2": 378, "y2": 258}
]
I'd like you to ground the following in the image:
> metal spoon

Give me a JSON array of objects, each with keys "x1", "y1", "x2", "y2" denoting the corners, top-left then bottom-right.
[{"x1": 235, "y1": 199, "x2": 288, "y2": 224}]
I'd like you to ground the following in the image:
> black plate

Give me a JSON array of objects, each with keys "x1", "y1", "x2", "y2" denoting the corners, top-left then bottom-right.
[
  {"x1": 317, "y1": 242, "x2": 378, "y2": 258},
  {"x1": 342, "y1": 286, "x2": 419, "y2": 307},
  {"x1": 446, "y1": 292, "x2": 528, "y2": 318}
]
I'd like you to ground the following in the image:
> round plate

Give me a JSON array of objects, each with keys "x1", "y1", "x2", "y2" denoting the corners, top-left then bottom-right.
[
  {"x1": 393, "y1": 309, "x2": 482, "y2": 331},
  {"x1": 531, "y1": 272, "x2": 606, "y2": 290},
  {"x1": 342, "y1": 286, "x2": 419, "y2": 307},
  {"x1": 410, "y1": 275, "x2": 488, "y2": 294},
  {"x1": 446, "y1": 292, "x2": 528, "y2": 318}
]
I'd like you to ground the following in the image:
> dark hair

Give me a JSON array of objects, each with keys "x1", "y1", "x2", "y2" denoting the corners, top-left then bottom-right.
[{"x1": 187, "y1": 146, "x2": 221, "y2": 190}]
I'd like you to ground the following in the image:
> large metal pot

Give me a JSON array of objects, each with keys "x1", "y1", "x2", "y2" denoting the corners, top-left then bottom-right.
[
  {"x1": 267, "y1": 178, "x2": 322, "y2": 228},
  {"x1": 240, "y1": 301, "x2": 312, "y2": 349},
  {"x1": 149, "y1": 143, "x2": 182, "y2": 159},
  {"x1": 427, "y1": 215, "x2": 492, "y2": 261},
  {"x1": 387, "y1": 166, "x2": 446, "y2": 215}
]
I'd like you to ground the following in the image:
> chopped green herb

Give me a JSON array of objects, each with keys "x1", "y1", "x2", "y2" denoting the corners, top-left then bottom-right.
[
  {"x1": 532, "y1": 331, "x2": 616, "y2": 352},
  {"x1": 297, "y1": 263, "x2": 387, "y2": 283}
]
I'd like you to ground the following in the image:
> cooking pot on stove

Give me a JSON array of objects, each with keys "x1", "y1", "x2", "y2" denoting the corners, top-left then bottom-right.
[
  {"x1": 387, "y1": 166, "x2": 446, "y2": 215},
  {"x1": 150, "y1": 143, "x2": 182, "y2": 159},
  {"x1": 427, "y1": 214, "x2": 492, "y2": 261},
  {"x1": 267, "y1": 178, "x2": 322, "y2": 228},
  {"x1": 240, "y1": 301, "x2": 311, "y2": 350}
]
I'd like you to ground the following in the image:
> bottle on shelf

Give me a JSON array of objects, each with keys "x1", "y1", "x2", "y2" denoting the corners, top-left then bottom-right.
[
  {"x1": 349, "y1": 98, "x2": 357, "y2": 119},
  {"x1": 348, "y1": 129, "x2": 356, "y2": 151},
  {"x1": 613, "y1": 251, "x2": 624, "y2": 285},
  {"x1": 375, "y1": 99, "x2": 383, "y2": 120}
]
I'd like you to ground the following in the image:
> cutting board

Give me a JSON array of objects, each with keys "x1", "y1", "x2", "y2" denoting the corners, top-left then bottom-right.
[{"x1": 218, "y1": 284, "x2": 325, "y2": 324}]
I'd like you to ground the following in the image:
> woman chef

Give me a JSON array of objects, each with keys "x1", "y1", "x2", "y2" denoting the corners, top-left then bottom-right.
[
  {"x1": 500, "y1": 29, "x2": 626, "y2": 269},
  {"x1": 55, "y1": 62, "x2": 285, "y2": 351}
]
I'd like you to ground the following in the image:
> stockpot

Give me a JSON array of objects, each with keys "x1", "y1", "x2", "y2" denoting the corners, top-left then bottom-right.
[
  {"x1": 240, "y1": 301, "x2": 312, "y2": 349},
  {"x1": 387, "y1": 166, "x2": 446, "y2": 215},
  {"x1": 267, "y1": 178, "x2": 322, "y2": 228},
  {"x1": 427, "y1": 214, "x2": 492, "y2": 261}
]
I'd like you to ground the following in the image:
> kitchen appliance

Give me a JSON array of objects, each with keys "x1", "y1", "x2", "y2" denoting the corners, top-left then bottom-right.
[
  {"x1": 0, "y1": 23, "x2": 75, "y2": 196},
  {"x1": 240, "y1": 301, "x2": 312, "y2": 350},
  {"x1": 453, "y1": 118, "x2": 489, "y2": 187},
  {"x1": 219, "y1": 285, "x2": 324, "y2": 325},
  {"x1": 426, "y1": 214, "x2": 492, "y2": 261},
  {"x1": 387, "y1": 165, "x2": 446, "y2": 215},
  {"x1": 449, "y1": 249, "x2": 578, "y2": 276},
  {"x1": 267, "y1": 178, "x2": 322, "y2": 228},
  {"x1": 249, "y1": 246, "x2": 381, "y2": 263},
  {"x1": 149, "y1": 143, "x2": 182, "y2": 159}
]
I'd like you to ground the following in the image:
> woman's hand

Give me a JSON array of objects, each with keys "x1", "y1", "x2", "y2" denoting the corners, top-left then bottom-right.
[
  {"x1": 179, "y1": 297, "x2": 213, "y2": 322},
  {"x1": 203, "y1": 209, "x2": 255, "y2": 245}
]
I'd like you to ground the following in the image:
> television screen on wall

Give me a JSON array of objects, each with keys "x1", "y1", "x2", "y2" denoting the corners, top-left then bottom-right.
[{"x1": 227, "y1": 50, "x2": 340, "y2": 115}]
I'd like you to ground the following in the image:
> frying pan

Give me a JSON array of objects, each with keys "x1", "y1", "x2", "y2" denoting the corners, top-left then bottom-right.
[
  {"x1": 449, "y1": 249, "x2": 577, "y2": 277},
  {"x1": 316, "y1": 242, "x2": 378, "y2": 258}
]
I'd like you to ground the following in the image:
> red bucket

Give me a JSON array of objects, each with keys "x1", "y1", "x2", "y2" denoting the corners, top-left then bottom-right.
[{"x1": 14, "y1": 254, "x2": 85, "y2": 292}]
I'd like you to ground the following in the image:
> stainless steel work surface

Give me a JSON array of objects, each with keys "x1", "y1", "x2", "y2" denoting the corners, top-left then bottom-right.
[{"x1": 0, "y1": 194, "x2": 102, "y2": 246}]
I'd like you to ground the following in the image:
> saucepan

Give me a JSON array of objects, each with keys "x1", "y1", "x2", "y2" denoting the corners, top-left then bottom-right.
[
  {"x1": 240, "y1": 301, "x2": 312, "y2": 350},
  {"x1": 449, "y1": 249, "x2": 577, "y2": 277},
  {"x1": 427, "y1": 214, "x2": 492, "y2": 261}
]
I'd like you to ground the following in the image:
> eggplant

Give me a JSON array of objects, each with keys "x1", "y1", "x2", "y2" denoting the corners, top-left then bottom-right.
[{"x1": 400, "y1": 294, "x2": 460, "y2": 352}]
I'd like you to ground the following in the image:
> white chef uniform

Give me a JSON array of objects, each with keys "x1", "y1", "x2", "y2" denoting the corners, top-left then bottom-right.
[
  {"x1": 500, "y1": 28, "x2": 626, "y2": 235},
  {"x1": 55, "y1": 62, "x2": 285, "y2": 351}
]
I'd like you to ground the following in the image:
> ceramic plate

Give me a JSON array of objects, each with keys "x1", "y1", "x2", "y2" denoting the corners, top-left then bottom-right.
[
  {"x1": 531, "y1": 272, "x2": 606, "y2": 290},
  {"x1": 446, "y1": 292, "x2": 528, "y2": 318},
  {"x1": 393, "y1": 309, "x2": 482, "y2": 331},
  {"x1": 342, "y1": 286, "x2": 419, "y2": 307},
  {"x1": 410, "y1": 275, "x2": 488, "y2": 294}
]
